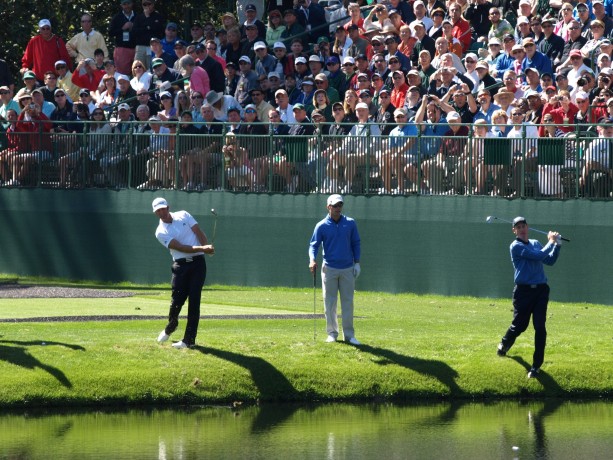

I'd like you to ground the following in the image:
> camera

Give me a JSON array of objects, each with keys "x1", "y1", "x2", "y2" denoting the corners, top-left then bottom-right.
[
  {"x1": 28, "y1": 103, "x2": 36, "y2": 109},
  {"x1": 602, "y1": 76, "x2": 610, "y2": 84},
  {"x1": 577, "y1": 77, "x2": 587, "y2": 86},
  {"x1": 427, "y1": 96, "x2": 434, "y2": 102}
]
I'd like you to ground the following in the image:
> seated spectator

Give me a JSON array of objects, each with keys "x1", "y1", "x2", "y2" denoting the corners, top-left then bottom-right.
[
  {"x1": 11, "y1": 101, "x2": 53, "y2": 186},
  {"x1": 379, "y1": 107, "x2": 418, "y2": 194},
  {"x1": 280, "y1": 9, "x2": 305, "y2": 48},
  {"x1": 55, "y1": 60, "x2": 80, "y2": 103},
  {"x1": 581, "y1": 19, "x2": 607, "y2": 58},
  {"x1": 31, "y1": 88, "x2": 55, "y2": 118},
  {"x1": 14, "y1": 72, "x2": 38, "y2": 102},
  {"x1": 440, "y1": 82, "x2": 477, "y2": 123},
  {"x1": 398, "y1": 24, "x2": 417, "y2": 59},
  {"x1": 410, "y1": 22, "x2": 436, "y2": 67},
  {"x1": 522, "y1": 37, "x2": 553, "y2": 75},
  {"x1": 541, "y1": 90, "x2": 578, "y2": 134},
  {"x1": 428, "y1": 65, "x2": 474, "y2": 99},
  {"x1": 463, "y1": 118, "x2": 496, "y2": 195},
  {"x1": 96, "y1": 75, "x2": 119, "y2": 114},
  {"x1": 538, "y1": 18, "x2": 564, "y2": 67},
  {"x1": 71, "y1": 59, "x2": 105, "y2": 94},
  {"x1": 475, "y1": 61, "x2": 499, "y2": 95},
  {"x1": 57, "y1": 107, "x2": 112, "y2": 187},
  {"x1": 0, "y1": 110, "x2": 24, "y2": 185},
  {"x1": 157, "y1": 90, "x2": 177, "y2": 121},
  {"x1": 495, "y1": 34, "x2": 517, "y2": 78},
  {"x1": 130, "y1": 59, "x2": 153, "y2": 92},
  {"x1": 223, "y1": 132, "x2": 255, "y2": 190},
  {"x1": 581, "y1": 119, "x2": 613, "y2": 193},
  {"x1": 493, "y1": 89, "x2": 515, "y2": 116},
  {"x1": 432, "y1": 38, "x2": 466, "y2": 73},
  {"x1": 441, "y1": 19, "x2": 463, "y2": 59}
]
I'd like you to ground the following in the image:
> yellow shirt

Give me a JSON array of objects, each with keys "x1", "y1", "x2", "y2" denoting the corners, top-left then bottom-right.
[{"x1": 66, "y1": 30, "x2": 109, "y2": 62}]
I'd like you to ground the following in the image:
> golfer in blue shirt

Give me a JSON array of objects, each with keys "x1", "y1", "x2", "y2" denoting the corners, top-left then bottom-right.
[
  {"x1": 309, "y1": 194, "x2": 362, "y2": 345},
  {"x1": 497, "y1": 216, "x2": 562, "y2": 378}
]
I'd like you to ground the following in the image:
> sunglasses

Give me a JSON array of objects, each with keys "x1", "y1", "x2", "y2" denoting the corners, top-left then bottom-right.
[
  {"x1": 55, "y1": 94, "x2": 66, "y2": 97},
  {"x1": 137, "y1": 93, "x2": 148, "y2": 96},
  {"x1": 333, "y1": 107, "x2": 344, "y2": 112},
  {"x1": 330, "y1": 203, "x2": 343, "y2": 208},
  {"x1": 133, "y1": 65, "x2": 144, "y2": 69},
  {"x1": 245, "y1": 109, "x2": 256, "y2": 113},
  {"x1": 395, "y1": 115, "x2": 406, "y2": 119},
  {"x1": 191, "y1": 95, "x2": 203, "y2": 99},
  {"x1": 0, "y1": 91, "x2": 8, "y2": 95},
  {"x1": 93, "y1": 112, "x2": 105, "y2": 116}
]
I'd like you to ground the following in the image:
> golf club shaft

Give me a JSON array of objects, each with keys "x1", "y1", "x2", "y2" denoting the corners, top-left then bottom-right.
[
  {"x1": 313, "y1": 270, "x2": 317, "y2": 341},
  {"x1": 211, "y1": 219, "x2": 217, "y2": 245},
  {"x1": 492, "y1": 216, "x2": 570, "y2": 242}
]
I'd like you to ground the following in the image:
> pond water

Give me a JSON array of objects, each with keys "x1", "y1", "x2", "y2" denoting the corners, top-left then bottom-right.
[{"x1": 1, "y1": 400, "x2": 611, "y2": 459}]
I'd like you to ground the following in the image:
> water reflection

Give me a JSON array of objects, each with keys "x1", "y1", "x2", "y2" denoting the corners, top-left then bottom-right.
[{"x1": 0, "y1": 401, "x2": 611, "y2": 459}]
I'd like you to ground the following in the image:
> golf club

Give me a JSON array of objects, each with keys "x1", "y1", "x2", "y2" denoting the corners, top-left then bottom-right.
[
  {"x1": 486, "y1": 216, "x2": 570, "y2": 242},
  {"x1": 210, "y1": 209, "x2": 218, "y2": 244},
  {"x1": 207, "y1": 209, "x2": 218, "y2": 258},
  {"x1": 313, "y1": 270, "x2": 317, "y2": 342}
]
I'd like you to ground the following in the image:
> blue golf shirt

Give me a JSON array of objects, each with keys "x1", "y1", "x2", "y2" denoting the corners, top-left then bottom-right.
[
  {"x1": 309, "y1": 214, "x2": 361, "y2": 269},
  {"x1": 510, "y1": 238, "x2": 561, "y2": 285}
]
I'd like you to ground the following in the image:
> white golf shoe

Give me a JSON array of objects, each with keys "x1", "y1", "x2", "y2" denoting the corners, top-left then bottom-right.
[
  {"x1": 325, "y1": 335, "x2": 337, "y2": 343},
  {"x1": 157, "y1": 330, "x2": 170, "y2": 343},
  {"x1": 346, "y1": 337, "x2": 361, "y2": 345},
  {"x1": 172, "y1": 341, "x2": 190, "y2": 349}
]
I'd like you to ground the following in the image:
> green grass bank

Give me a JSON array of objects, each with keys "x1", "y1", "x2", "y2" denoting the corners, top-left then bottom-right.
[{"x1": 0, "y1": 281, "x2": 612, "y2": 408}]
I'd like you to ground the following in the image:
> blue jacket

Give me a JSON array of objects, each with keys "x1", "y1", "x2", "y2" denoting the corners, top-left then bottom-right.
[
  {"x1": 309, "y1": 214, "x2": 360, "y2": 269},
  {"x1": 510, "y1": 238, "x2": 561, "y2": 285}
]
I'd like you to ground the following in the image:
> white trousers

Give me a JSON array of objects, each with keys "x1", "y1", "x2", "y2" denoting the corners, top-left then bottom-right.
[{"x1": 321, "y1": 265, "x2": 355, "y2": 339}]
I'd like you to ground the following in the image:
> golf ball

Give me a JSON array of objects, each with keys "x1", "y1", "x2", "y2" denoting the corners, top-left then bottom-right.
[
  {"x1": 512, "y1": 446, "x2": 520, "y2": 451},
  {"x1": 41, "y1": 342, "x2": 46, "y2": 345}
]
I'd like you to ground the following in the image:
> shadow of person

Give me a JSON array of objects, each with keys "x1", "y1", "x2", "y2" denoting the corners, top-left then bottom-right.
[
  {"x1": 352, "y1": 344, "x2": 464, "y2": 398},
  {"x1": 194, "y1": 346, "x2": 302, "y2": 433},
  {"x1": 0, "y1": 340, "x2": 85, "y2": 388},
  {"x1": 510, "y1": 356, "x2": 564, "y2": 395}
]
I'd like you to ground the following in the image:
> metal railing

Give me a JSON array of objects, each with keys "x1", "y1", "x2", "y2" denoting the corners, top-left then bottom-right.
[{"x1": 1, "y1": 119, "x2": 611, "y2": 199}]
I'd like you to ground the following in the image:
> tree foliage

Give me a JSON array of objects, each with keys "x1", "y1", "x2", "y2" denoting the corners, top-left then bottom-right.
[{"x1": 1, "y1": 0, "x2": 233, "y2": 84}]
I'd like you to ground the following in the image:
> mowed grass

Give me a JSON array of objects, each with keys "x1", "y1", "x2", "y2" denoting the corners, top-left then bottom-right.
[{"x1": 0, "y1": 280, "x2": 611, "y2": 407}]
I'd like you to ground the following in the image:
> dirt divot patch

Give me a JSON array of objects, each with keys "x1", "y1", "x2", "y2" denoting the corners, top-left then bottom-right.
[{"x1": 0, "y1": 284, "x2": 135, "y2": 299}]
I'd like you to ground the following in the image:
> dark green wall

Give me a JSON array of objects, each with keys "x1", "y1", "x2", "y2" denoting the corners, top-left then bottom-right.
[{"x1": 0, "y1": 189, "x2": 610, "y2": 304}]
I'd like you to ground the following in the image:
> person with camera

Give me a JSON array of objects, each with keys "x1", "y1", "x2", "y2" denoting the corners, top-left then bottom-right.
[
  {"x1": 539, "y1": 90, "x2": 579, "y2": 136},
  {"x1": 427, "y1": 65, "x2": 474, "y2": 99},
  {"x1": 440, "y1": 82, "x2": 477, "y2": 123}
]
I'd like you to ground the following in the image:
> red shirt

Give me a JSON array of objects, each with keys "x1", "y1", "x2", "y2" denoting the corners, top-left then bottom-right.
[
  {"x1": 21, "y1": 34, "x2": 73, "y2": 81},
  {"x1": 71, "y1": 69, "x2": 106, "y2": 92},
  {"x1": 452, "y1": 18, "x2": 471, "y2": 54}
]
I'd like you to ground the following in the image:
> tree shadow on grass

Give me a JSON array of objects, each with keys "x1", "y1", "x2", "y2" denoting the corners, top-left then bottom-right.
[
  {"x1": 348, "y1": 344, "x2": 464, "y2": 398},
  {"x1": 0, "y1": 340, "x2": 85, "y2": 388},
  {"x1": 193, "y1": 346, "x2": 302, "y2": 432}
]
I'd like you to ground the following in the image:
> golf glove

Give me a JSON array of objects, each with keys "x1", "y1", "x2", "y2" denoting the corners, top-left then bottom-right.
[
  {"x1": 353, "y1": 263, "x2": 361, "y2": 279},
  {"x1": 556, "y1": 235, "x2": 563, "y2": 246}
]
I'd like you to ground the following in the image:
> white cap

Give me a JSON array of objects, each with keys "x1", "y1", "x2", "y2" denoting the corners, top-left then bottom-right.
[
  {"x1": 447, "y1": 111, "x2": 461, "y2": 121},
  {"x1": 326, "y1": 194, "x2": 343, "y2": 206},
  {"x1": 519, "y1": 0, "x2": 531, "y2": 5},
  {"x1": 342, "y1": 56, "x2": 355, "y2": 65},
  {"x1": 517, "y1": 16, "x2": 529, "y2": 25},
  {"x1": 355, "y1": 102, "x2": 369, "y2": 110},
  {"x1": 152, "y1": 197, "x2": 168, "y2": 212},
  {"x1": 54, "y1": 60, "x2": 67, "y2": 67},
  {"x1": 309, "y1": 55, "x2": 322, "y2": 62},
  {"x1": 295, "y1": 56, "x2": 307, "y2": 64},
  {"x1": 238, "y1": 55, "x2": 251, "y2": 64},
  {"x1": 575, "y1": 91, "x2": 590, "y2": 100},
  {"x1": 253, "y1": 41, "x2": 267, "y2": 50},
  {"x1": 118, "y1": 103, "x2": 131, "y2": 111},
  {"x1": 273, "y1": 41, "x2": 286, "y2": 49},
  {"x1": 117, "y1": 74, "x2": 130, "y2": 82},
  {"x1": 38, "y1": 19, "x2": 51, "y2": 29}
]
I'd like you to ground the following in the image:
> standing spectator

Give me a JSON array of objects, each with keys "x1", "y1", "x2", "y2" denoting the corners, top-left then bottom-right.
[
  {"x1": 193, "y1": 43, "x2": 225, "y2": 94},
  {"x1": 178, "y1": 56, "x2": 210, "y2": 98},
  {"x1": 308, "y1": 194, "x2": 362, "y2": 345},
  {"x1": 497, "y1": 217, "x2": 562, "y2": 379},
  {"x1": 132, "y1": 0, "x2": 165, "y2": 70},
  {"x1": 21, "y1": 19, "x2": 72, "y2": 83},
  {"x1": 153, "y1": 197, "x2": 214, "y2": 349},
  {"x1": 66, "y1": 13, "x2": 109, "y2": 62},
  {"x1": 241, "y1": 3, "x2": 267, "y2": 39},
  {"x1": 449, "y1": 3, "x2": 471, "y2": 54},
  {"x1": 150, "y1": 58, "x2": 183, "y2": 97},
  {"x1": 235, "y1": 56, "x2": 259, "y2": 106},
  {"x1": 296, "y1": 0, "x2": 327, "y2": 43},
  {"x1": 149, "y1": 37, "x2": 176, "y2": 69},
  {"x1": 487, "y1": 7, "x2": 514, "y2": 43},
  {"x1": 161, "y1": 22, "x2": 178, "y2": 55},
  {"x1": 465, "y1": 0, "x2": 491, "y2": 39},
  {"x1": 108, "y1": 0, "x2": 137, "y2": 76},
  {"x1": 410, "y1": 22, "x2": 436, "y2": 67},
  {"x1": 538, "y1": 18, "x2": 565, "y2": 67}
]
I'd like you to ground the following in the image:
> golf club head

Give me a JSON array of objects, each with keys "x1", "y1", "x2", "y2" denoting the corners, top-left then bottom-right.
[
  {"x1": 210, "y1": 208, "x2": 217, "y2": 217},
  {"x1": 486, "y1": 216, "x2": 494, "y2": 224}
]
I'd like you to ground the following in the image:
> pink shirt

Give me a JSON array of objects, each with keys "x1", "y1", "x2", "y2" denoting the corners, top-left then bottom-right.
[{"x1": 189, "y1": 66, "x2": 210, "y2": 97}]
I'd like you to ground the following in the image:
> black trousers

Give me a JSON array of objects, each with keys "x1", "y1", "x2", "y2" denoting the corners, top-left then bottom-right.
[
  {"x1": 165, "y1": 256, "x2": 206, "y2": 345},
  {"x1": 501, "y1": 284, "x2": 550, "y2": 369}
]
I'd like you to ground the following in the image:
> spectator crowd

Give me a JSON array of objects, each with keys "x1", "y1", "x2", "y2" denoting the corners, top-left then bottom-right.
[{"x1": 1, "y1": 0, "x2": 612, "y2": 196}]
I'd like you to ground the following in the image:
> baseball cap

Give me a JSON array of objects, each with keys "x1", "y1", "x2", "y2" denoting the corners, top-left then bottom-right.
[
  {"x1": 268, "y1": 71, "x2": 280, "y2": 80},
  {"x1": 293, "y1": 103, "x2": 306, "y2": 110},
  {"x1": 342, "y1": 56, "x2": 355, "y2": 65},
  {"x1": 152, "y1": 197, "x2": 168, "y2": 212},
  {"x1": 174, "y1": 39, "x2": 188, "y2": 48},
  {"x1": 23, "y1": 71, "x2": 36, "y2": 80},
  {"x1": 503, "y1": 33, "x2": 515, "y2": 42},
  {"x1": 489, "y1": 38, "x2": 501, "y2": 46},
  {"x1": 525, "y1": 67, "x2": 539, "y2": 75},
  {"x1": 295, "y1": 56, "x2": 307, "y2": 64},
  {"x1": 38, "y1": 19, "x2": 51, "y2": 29},
  {"x1": 309, "y1": 55, "x2": 322, "y2": 63},
  {"x1": 301, "y1": 77, "x2": 314, "y2": 86},
  {"x1": 327, "y1": 194, "x2": 343, "y2": 206},
  {"x1": 151, "y1": 57, "x2": 164, "y2": 68},
  {"x1": 239, "y1": 55, "x2": 252, "y2": 64},
  {"x1": 355, "y1": 102, "x2": 369, "y2": 110},
  {"x1": 245, "y1": 3, "x2": 257, "y2": 12},
  {"x1": 118, "y1": 103, "x2": 131, "y2": 111},
  {"x1": 522, "y1": 37, "x2": 535, "y2": 46},
  {"x1": 148, "y1": 115, "x2": 161, "y2": 121},
  {"x1": 166, "y1": 22, "x2": 177, "y2": 30},
  {"x1": 512, "y1": 216, "x2": 527, "y2": 227},
  {"x1": 569, "y1": 49, "x2": 582, "y2": 58},
  {"x1": 160, "y1": 90, "x2": 172, "y2": 99},
  {"x1": 54, "y1": 60, "x2": 67, "y2": 67},
  {"x1": 79, "y1": 88, "x2": 90, "y2": 96},
  {"x1": 517, "y1": 16, "x2": 529, "y2": 25},
  {"x1": 393, "y1": 107, "x2": 407, "y2": 117},
  {"x1": 117, "y1": 74, "x2": 130, "y2": 82},
  {"x1": 253, "y1": 41, "x2": 267, "y2": 50},
  {"x1": 524, "y1": 89, "x2": 540, "y2": 98},
  {"x1": 244, "y1": 103, "x2": 257, "y2": 110},
  {"x1": 476, "y1": 61, "x2": 489, "y2": 70},
  {"x1": 273, "y1": 41, "x2": 286, "y2": 49},
  {"x1": 447, "y1": 111, "x2": 461, "y2": 121},
  {"x1": 326, "y1": 56, "x2": 340, "y2": 65},
  {"x1": 54, "y1": 88, "x2": 66, "y2": 96},
  {"x1": 150, "y1": 36, "x2": 161, "y2": 43}
]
